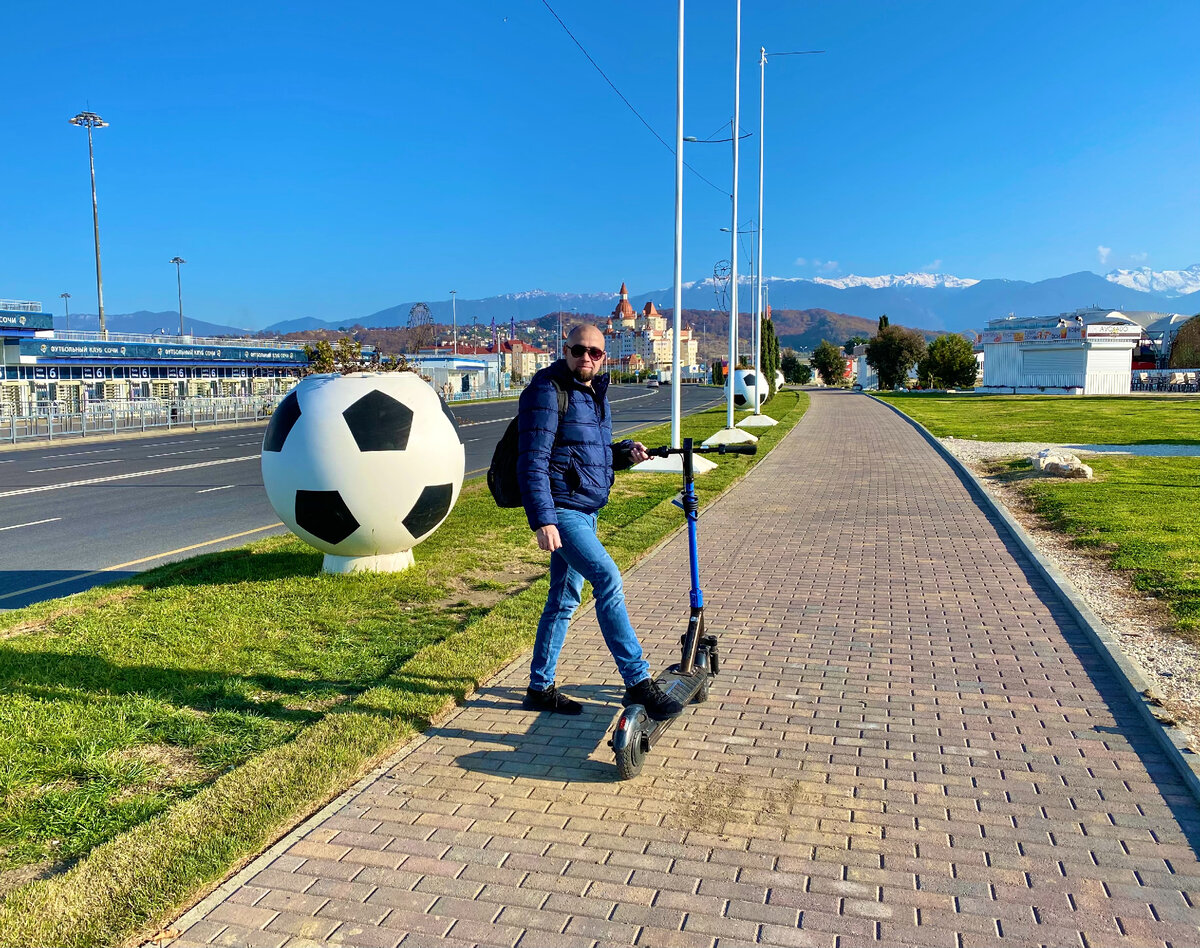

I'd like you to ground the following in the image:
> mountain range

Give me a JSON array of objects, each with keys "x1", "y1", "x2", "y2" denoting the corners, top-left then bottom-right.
[{"x1": 48, "y1": 265, "x2": 1200, "y2": 338}]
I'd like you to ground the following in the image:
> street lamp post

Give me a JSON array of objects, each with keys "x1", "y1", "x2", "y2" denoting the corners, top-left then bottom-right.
[
  {"x1": 59, "y1": 292, "x2": 71, "y2": 332},
  {"x1": 450, "y1": 290, "x2": 457, "y2": 355},
  {"x1": 170, "y1": 257, "x2": 186, "y2": 335},
  {"x1": 69, "y1": 110, "x2": 109, "y2": 338}
]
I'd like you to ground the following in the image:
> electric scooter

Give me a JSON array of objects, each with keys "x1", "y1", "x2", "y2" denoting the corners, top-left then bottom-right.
[{"x1": 609, "y1": 437, "x2": 757, "y2": 779}]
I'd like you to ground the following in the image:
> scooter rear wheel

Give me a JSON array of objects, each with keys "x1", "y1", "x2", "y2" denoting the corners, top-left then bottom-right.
[
  {"x1": 615, "y1": 732, "x2": 647, "y2": 779},
  {"x1": 613, "y1": 706, "x2": 650, "y2": 779}
]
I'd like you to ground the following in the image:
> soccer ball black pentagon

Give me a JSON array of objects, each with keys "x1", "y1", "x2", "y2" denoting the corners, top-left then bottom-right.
[
  {"x1": 730, "y1": 368, "x2": 768, "y2": 408},
  {"x1": 261, "y1": 373, "x2": 465, "y2": 557}
]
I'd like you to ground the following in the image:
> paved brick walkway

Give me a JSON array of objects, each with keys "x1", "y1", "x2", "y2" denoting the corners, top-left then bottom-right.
[{"x1": 173, "y1": 391, "x2": 1200, "y2": 947}]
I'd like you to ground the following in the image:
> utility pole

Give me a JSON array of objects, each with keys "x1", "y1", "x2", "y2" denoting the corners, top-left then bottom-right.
[{"x1": 450, "y1": 290, "x2": 457, "y2": 355}]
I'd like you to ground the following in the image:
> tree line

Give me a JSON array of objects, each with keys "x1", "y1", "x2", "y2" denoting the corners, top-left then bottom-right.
[{"x1": 806, "y1": 315, "x2": 978, "y2": 389}]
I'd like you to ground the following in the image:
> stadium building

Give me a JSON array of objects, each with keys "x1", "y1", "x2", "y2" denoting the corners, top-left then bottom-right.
[{"x1": 1, "y1": 298, "x2": 308, "y2": 414}]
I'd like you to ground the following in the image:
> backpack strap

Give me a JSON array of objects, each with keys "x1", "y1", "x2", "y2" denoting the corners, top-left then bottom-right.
[{"x1": 552, "y1": 378, "x2": 568, "y2": 418}]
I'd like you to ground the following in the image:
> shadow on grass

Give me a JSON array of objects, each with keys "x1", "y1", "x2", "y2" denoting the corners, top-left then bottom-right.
[{"x1": 0, "y1": 649, "x2": 380, "y2": 726}]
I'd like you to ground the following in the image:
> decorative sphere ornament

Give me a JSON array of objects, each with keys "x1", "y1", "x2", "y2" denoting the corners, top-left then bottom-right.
[
  {"x1": 260, "y1": 372, "x2": 464, "y2": 574},
  {"x1": 731, "y1": 368, "x2": 769, "y2": 408},
  {"x1": 775, "y1": 369, "x2": 785, "y2": 389}
]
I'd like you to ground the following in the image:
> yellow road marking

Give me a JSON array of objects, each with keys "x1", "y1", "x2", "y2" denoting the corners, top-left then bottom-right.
[{"x1": 0, "y1": 523, "x2": 283, "y2": 602}]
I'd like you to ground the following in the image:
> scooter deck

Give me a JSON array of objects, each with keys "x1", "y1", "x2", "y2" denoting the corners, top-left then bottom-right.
[{"x1": 637, "y1": 660, "x2": 709, "y2": 748}]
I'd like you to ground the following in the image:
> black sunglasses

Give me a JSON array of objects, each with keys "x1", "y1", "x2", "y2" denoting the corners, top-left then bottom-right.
[{"x1": 568, "y1": 344, "x2": 605, "y2": 360}]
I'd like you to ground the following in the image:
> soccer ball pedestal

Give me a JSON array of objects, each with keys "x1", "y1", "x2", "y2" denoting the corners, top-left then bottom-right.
[
  {"x1": 702, "y1": 426, "x2": 758, "y2": 447},
  {"x1": 737, "y1": 413, "x2": 777, "y2": 428},
  {"x1": 323, "y1": 550, "x2": 415, "y2": 574},
  {"x1": 260, "y1": 372, "x2": 465, "y2": 574}
]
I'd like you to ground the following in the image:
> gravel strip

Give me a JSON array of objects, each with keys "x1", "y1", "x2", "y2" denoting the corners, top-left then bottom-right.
[{"x1": 940, "y1": 438, "x2": 1200, "y2": 750}]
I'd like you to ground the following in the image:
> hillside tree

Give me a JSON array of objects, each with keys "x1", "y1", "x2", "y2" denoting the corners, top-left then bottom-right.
[
  {"x1": 811, "y1": 339, "x2": 846, "y2": 386},
  {"x1": 917, "y1": 334, "x2": 978, "y2": 388},
  {"x1": 866, "y1": 325, "x2": 927, "y2": 390},
  {"x1": 843, "y1": 335, "x2": 868, "y2": 354},
  {"x1": 781, "y1": 348, "x2": 811, "y2": 384}
]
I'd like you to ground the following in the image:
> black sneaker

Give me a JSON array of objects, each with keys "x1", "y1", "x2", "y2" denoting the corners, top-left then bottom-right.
[
  {"x1": 623, "y1": 677, "x2": 685, "y2": 721},
  {"x1": 523, "y1": 685, "x2": 583, "y2": 715}
]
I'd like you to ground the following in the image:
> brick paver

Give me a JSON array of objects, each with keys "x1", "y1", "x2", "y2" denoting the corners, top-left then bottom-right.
[{"x1": 171, "y1": 391, "x2": 1200, "y2": 946}]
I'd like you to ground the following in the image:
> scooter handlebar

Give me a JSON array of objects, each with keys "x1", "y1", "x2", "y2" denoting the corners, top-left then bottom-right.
[{"x1": 646, "y1": 443, "x2": 757, "y2": 457}]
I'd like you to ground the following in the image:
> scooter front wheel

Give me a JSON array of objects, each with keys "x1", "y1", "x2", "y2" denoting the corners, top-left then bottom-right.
[{"x1": 613, "y1": 705, "x2": 650, "y2": 779}]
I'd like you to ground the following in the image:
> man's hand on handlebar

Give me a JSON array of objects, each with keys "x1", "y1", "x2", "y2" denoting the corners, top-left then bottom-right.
[{"x1": 629, "y1": 441, "x2": 649, "y2": 464}]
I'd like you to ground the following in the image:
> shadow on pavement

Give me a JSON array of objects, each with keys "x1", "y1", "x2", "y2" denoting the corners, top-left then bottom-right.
[{"x1": 438, "y1": 682, "x2": 626, "y2": 784}]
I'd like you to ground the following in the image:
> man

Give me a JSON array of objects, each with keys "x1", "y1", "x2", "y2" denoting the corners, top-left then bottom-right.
[{"x1": 516, "y1": 324, "x2": 685, "y2": 720}]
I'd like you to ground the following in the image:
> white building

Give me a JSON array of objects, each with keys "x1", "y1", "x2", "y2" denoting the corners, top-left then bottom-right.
[
  {"x1": 852, "y1": 344, "x2": 877, "y2": 389},
  {"x1": 603, "y1": 282, "x2": 699, "y2": 373},
  {"x1": 975, "y1": 308, "x2": 1142, "y2": 395}
]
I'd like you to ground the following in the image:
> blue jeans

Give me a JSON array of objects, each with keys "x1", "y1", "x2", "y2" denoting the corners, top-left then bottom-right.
[{"x1": 530, "y1": 507, "x2": 650, "y2": 691}]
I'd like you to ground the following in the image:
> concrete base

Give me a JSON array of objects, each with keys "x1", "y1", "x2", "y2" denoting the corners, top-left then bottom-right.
[
  {"x1": 631, "y1": 454, "x2": 718, "y2": 475},
  {"x1": 322, "y1": 549, "x2": 415, "y2": 574},
  {"x1": 737, "y1": 414, "x2": 778, "y2": 428},
  {"x1": 702, "y1": 427, "x2": 759, "y2": 446}
]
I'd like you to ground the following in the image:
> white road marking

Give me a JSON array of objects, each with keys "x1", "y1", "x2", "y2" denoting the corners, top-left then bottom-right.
[
  {"x1": 147, "y1": 446, "x2": 222, "y2": 458},
  {"x1": 197, "y1": 485, "x2": 236, "y2": 494},
  {"x1": 38, "y1": 447, "x2": 120, "y2": 460},
  {"x1": 0, "y1": 454, "x2": 261, "y2": 499},
  {"x1": 28, "y1": 459, "x2": 125, "y2": 473},
  {"x1": 0, "y1": 517, "x2": 62, "y2": 532}
]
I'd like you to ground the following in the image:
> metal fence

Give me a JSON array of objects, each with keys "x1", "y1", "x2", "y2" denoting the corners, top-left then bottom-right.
[{"x1": 2, "y1": 396, "x2": 286, "y2": 445}]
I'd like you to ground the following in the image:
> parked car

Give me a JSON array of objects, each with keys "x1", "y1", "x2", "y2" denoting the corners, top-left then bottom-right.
[{"x1": 646, "y1": 379, "x2": 660, "y2": 388}]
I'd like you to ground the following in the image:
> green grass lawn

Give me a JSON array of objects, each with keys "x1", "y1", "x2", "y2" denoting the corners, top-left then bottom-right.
[
  {"x1": 876, "y1": 393, "x2": 1200, "y2": 444},
  {"x1": 0, "y1": 392, "x2": 807, "y2": 948},
  {"x1": 996, "y1": 455, "x2": 1200, "y2": 638}
]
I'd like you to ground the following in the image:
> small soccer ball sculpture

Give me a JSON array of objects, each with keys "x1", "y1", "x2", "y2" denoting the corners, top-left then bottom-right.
[
  {"x1": 775, "y1": 369, "x2": 785, "y2": 389},
  {"x1": 731, "y1": 368, "x2": 769, "y2": 408},
  {"x1": 261, "y1": 372, "x2": 464, "y2": 574}
]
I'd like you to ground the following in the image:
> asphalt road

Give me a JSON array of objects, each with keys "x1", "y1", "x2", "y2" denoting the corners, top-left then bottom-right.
[{"x1": 0, "y1": 383, "x2": 724, "y2": 609}]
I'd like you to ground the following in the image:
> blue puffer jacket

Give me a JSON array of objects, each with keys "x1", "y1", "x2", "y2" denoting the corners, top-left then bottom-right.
[{"x1": 516, "y1": 359, "x2": 633, "y2": 530}]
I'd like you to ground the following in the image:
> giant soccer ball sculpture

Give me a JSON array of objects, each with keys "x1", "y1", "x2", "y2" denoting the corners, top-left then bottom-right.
[
  {"x1": 261, "y1": 373, "x2": 465, "y2": 574},
  {"x1": 731, "y1": 368, "x2": 769, "y2": 408},
  {"x1": 775, "y1": 369, "x2": 785, "y2": 390}
]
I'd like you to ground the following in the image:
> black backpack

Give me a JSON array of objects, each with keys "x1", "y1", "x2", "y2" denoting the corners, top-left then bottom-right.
[{"x1": 487, "y1": 379, "x2": 568, "y2": 508}]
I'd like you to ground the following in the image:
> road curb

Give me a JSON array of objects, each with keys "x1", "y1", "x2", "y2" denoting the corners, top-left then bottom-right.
[{"x1": 870, "y1": 393, "x2": 1200, "y2": 803}]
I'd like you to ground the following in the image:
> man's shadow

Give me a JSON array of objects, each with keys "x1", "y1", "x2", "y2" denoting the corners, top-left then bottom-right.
[{"x1": 437, "y1": 682, "x2": 627, "y2": 783}]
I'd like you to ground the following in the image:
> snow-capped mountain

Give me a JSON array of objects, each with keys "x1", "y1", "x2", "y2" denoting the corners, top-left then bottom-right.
[
  {"x1": 1105, "y1": 265, "x2": 1200, "y2": 296},
  {"x1": 812, "y1": 272, "x2": 980, "y2": 290}
]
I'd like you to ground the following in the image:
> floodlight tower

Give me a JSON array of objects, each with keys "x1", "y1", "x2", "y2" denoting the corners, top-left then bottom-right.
[
  {"x1": 59, "y1": 292, "x2": 71, "y2": 331},
  {"x1": 170, "y1": 257, "x2": 187, "y2": 335},
  {"x1": 69, "y1": 110, "x2": 110, "y2": 338}
]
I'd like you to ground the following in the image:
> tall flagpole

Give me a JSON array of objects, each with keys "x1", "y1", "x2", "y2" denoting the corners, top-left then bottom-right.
[
  {"x1": 754, "y1": 46, "x2": 765, "y2": 414},
  {"x1": 670, "y1": 0, "x2": 685, "y2": 448},
  {"x1": 726, "y1": 0, "x2": 741, "y2": 431}
]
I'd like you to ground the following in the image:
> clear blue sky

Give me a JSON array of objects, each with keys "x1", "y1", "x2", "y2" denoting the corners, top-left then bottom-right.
[{"x1": 4, "y1": 1, "x2": 1199, "y2": 328}]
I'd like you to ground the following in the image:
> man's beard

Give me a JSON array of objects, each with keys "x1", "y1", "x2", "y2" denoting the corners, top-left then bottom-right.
[{"x1": 571, "y1": 364, "x2": 598, "y2": 383}]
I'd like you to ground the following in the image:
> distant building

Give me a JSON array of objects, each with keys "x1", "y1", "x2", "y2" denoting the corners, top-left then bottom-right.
[
  {"x1": 975, "y1": 308, "x2": 1142, "y2": 394},
  {"x1": 1, "y1": 297, "x2": 306, "y2": 414},
  {"x1": 602, "y1": 282, "x2": 699, "y2": 373}
]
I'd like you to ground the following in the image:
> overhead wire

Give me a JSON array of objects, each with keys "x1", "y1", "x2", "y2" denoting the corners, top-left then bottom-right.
[{"x1": 538, "y1": 0, "x2": 731, "y2": 198}]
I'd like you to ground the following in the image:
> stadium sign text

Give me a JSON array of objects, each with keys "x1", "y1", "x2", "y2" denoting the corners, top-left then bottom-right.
[{"x1": 19, "y1": 339, "x2": 308, "y2": 363}]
